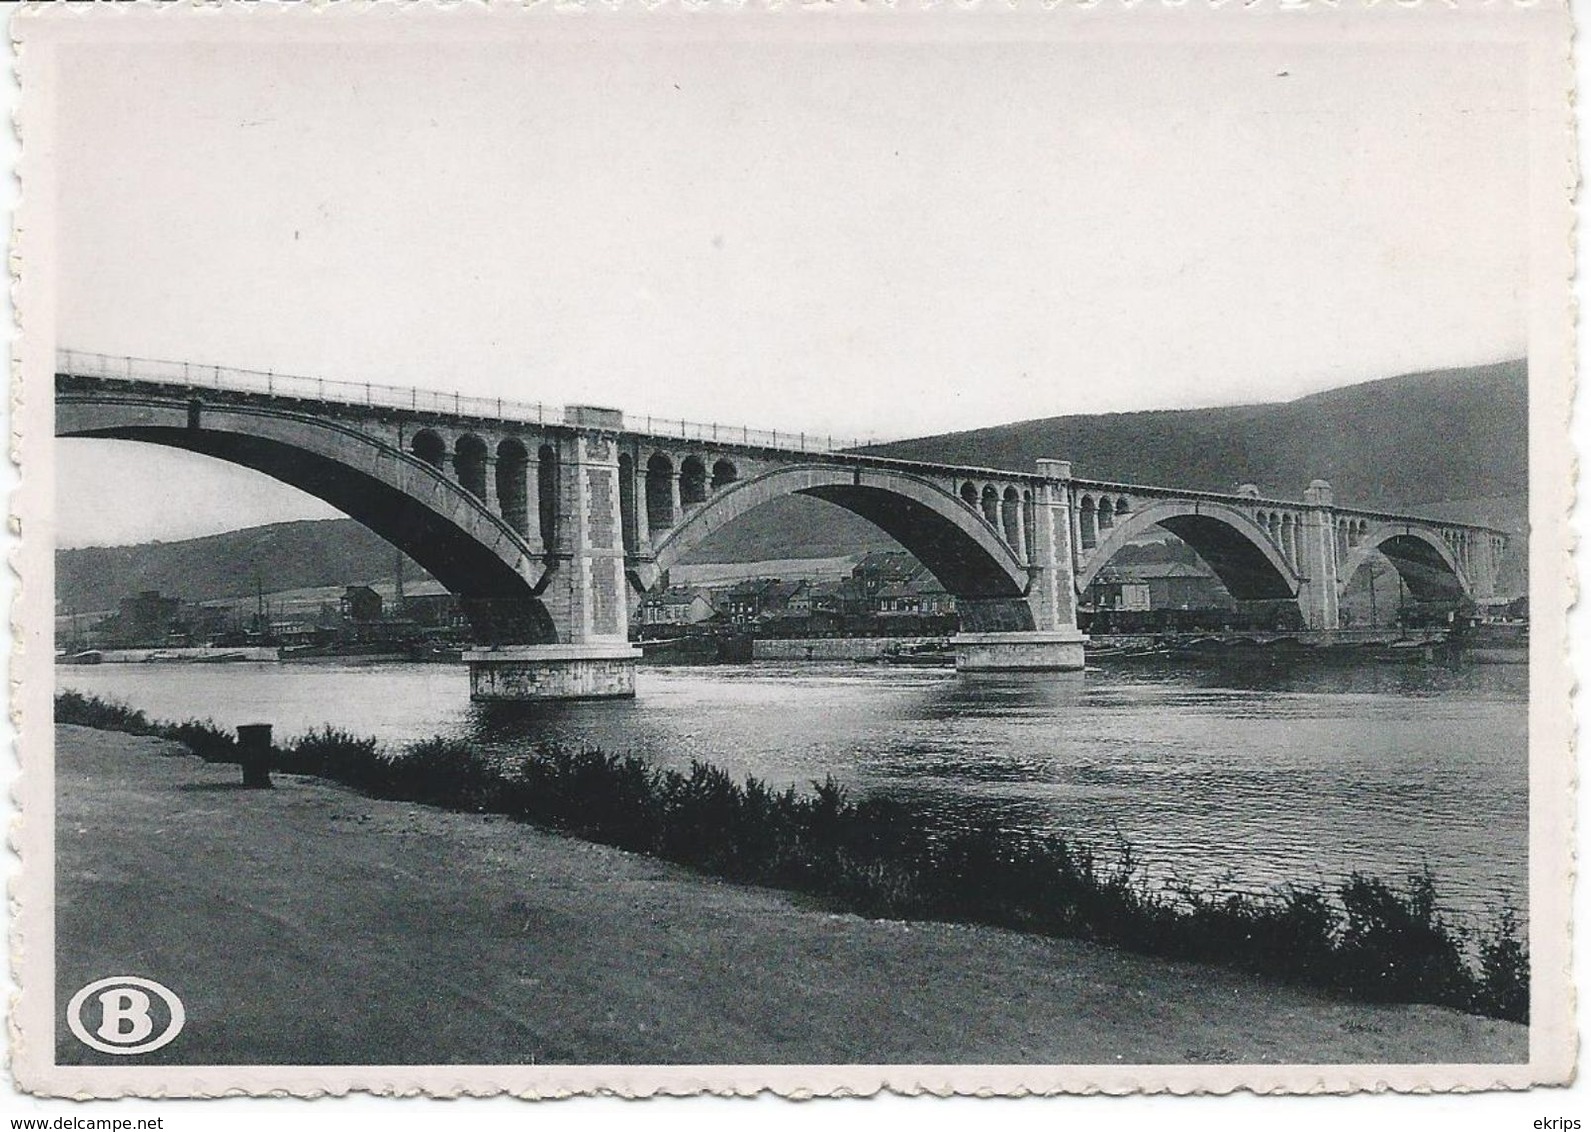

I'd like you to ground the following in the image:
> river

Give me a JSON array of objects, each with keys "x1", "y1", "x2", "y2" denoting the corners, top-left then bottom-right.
[{"x1": 56, "y1": 655, "x2": 1528, "y2": 925}]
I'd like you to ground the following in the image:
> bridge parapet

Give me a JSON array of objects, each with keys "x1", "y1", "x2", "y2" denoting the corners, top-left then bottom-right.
[
  {"x1": 58, "y1": 354, "x2": 1069, "y2": 494},
  {"x1": 1327, "y1": 502, "x2": 1509, "y2": 538},
  {"x1": 58, "y1": 349, "x2": 876, "y2": 458},
  {"x1": 1074, "y1": 477, "x2": 1317, "y2": 513},
  {"x1": 59, "y1": 348, "x2": 570, "y2": 428}
]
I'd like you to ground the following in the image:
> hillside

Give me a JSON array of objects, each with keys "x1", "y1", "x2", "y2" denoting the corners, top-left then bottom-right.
[
  {"x1": 56, "y1": 519, "x2": 434, "y2": 615},
  {"x1": 673, "y1": 495, "x2": 900, "y2": 564},
  {"x1": 858, "y1": 359, "x2": 1527, "y2": 513},
  {"x1": 56, "y1": 359, "x2": 1529, "y2": 608}
]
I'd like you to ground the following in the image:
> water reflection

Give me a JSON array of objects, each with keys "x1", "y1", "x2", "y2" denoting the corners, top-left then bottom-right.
[
  {"x1": 1104, "y1": 655, "x2": 1528, "y2": 699},
  {"x1": 922, "y1": 670, "x2": 1088, "y2": 717}
]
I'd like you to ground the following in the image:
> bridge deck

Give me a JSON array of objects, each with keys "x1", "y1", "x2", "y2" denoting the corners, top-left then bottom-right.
[{"x1": 55, "y1": 354, "x2": 1508, "y2": 539}]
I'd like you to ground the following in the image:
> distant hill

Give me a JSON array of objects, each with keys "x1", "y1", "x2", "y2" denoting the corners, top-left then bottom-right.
[
  {"x1": 673, "y1": 495, "x2": 900, "y2": 564},
  {"x1": 858, "y1": 359, "x2": 1528, "y2": 515},
  {"x1": 56, "y1": 519, "x2": 433, "y2": 615},
  {"x1": 56, "y1": 359, "x2": 1530, "y2": 608}
]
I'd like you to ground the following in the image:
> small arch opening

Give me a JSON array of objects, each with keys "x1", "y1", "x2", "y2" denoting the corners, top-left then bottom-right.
[
  {"x1": 711, "y1": 458, "x2": 738, "y2": 491},
  {"x1": 412, "y1": 429, "x2": 446, "y2": 470},
  {"x1": 495, "y1": 438, "x2": 529, "y2": 535},
  {"x1": 1079, "y1": 495, "x2": 1097, "y2": 550},
  {"x1": 679, "y1": 455, "x2": 708, "y2": 506},
  {"x1": 980, "y1": 485, "x2": 1000, "y2": 528},
  {"x1": 455, "y1": 434, "x2": 488, "y2": 501},
  {"x1": 537, "y1": 444, "x2": 559, "y2": 549},
  {"x1": 1001, "y1": 486, "x2": 1022, "y2": 548},
  {"x1": 618, "y1": 452, "x2": 638, "y2": 554},
  {"x1": 960, "y1": 482, "x2": 979, "y2": 507},
  {"x1": 646, "y1": 453, "x2": 675, "y2": 530}
]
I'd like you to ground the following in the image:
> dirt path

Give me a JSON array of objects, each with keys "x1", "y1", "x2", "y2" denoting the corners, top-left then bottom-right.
[{"x1": 52, "y1": 725, "x2": 1526, "y2": 1066}]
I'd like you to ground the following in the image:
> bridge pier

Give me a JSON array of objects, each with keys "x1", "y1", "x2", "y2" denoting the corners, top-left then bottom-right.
[
  {"x1": 953, "y1": 630, "x2": 1086, "y2": 672},
  {"x1": 465, "y1": 642, "x2": 643, "y2": 701},
  {"x1": 952, "y1": 459, "x2": 1087, "y2": 672},
  {"x1": 468, "y1": 425, "x2": 642, "y2": 701},
  {"x1": 1298, "y1": 480, "x2": 1341, "y2": 631}
]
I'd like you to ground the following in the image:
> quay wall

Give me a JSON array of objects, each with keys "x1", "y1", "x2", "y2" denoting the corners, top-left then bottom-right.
[
  {"x1": 1086, "y1": 628, "x2": 1449, "y2": 648},
  {"x1": 752, "y1": 637, "x2": 947, "y2": 661},
  {"x1": 77, "y1": 646, "x2": 282, "y2": 663}
]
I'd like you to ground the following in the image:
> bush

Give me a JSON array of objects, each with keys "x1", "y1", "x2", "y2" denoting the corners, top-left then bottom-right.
[
  {"x1": 1474, "y1": 905, "x2": 1530, "y2": 1022},
  {"x1": 1335, "y1": 870, "x2": 1472, "y2": 1006},
  {"x1": 56, "y1": 692, "x2": 237, "y2": 760},
  {"x1": 162, "y1": 719, "x2": 239, "y2": 763},
  {"x1": 279, "y1": 727, "x2": 387, "y2": 790},
  {"x1": 388, "y1": 737, "x2": 502, "y2": 811},
  {"x1": 55, "y1": 691, "x2": 154, "y2": 734}
]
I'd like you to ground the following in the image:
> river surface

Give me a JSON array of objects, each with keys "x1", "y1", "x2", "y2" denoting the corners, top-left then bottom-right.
[{"x1": 57, "y1": 657, "x2": 1528, "y2": 924}]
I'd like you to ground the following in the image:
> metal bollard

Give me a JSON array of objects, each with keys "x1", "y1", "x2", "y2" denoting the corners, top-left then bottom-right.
[{"x1": 237, "y1": 723, "x2": 274, "y2": 789}]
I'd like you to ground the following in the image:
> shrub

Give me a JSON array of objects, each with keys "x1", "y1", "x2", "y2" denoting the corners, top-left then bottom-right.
[
  {"x1": 388, "y1": 737, "x2": 502, "y2": 811},
  {"x1": 279, "y1": 727, "x2": 388, "y2": 790},
  {"x1": 57, "y1": 692, "x2": 237, "y2": 761},
  {"x1": 162, "y1": 719, "x2": 240, "y2": 763},
  {"x1": 55, "y1": 691, "x2": 154, "y2": 734},
  {"x1": 1335, "y1": 870, "x2": 1471, "y2": 1006},
  {"x1": 1474, "y1": 905, "x2": 1530, "y2": 1022}
]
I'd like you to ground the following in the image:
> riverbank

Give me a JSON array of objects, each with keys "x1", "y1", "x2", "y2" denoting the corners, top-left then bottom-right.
[{"x1": 55, "y1": 724, "x2": 1525, "y2": 1065}]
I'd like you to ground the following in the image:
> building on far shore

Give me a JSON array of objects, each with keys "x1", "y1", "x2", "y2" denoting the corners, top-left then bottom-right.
[
  {"x1": 668, "y1": 551, "x2": 959, "y2": 639},
  {"x1": 1085, "y1": 562, "x2": 1234, "y2": 613},
  {"x1": 640, "y1": 587, "x2": 719, "y2": 628},
  {"x1": 109, "y1": 590, "x2": 183, "y2": 646},
  {"x1": 341, "y1": 585, "x2": 384, "y2": 623}
]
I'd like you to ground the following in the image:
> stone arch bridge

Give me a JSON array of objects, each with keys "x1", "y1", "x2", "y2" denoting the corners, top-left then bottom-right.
[{"x1": 56, "y1": 353, "x2": 1508, "y2": 700}]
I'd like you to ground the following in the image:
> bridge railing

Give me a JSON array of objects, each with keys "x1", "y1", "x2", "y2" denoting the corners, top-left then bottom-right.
[
  {"x1": 55, "y1": 348, "x2": 871, "y2": 454},
  {"x1": 56, "y1": 349, "x2": 570, "y2": 426},
  {"x1": 1067, "y1": 476, "x2": 1509, "y2": 537},
  {"x1": 623, "y1": 412, "x2": 866, "y2": 454}
]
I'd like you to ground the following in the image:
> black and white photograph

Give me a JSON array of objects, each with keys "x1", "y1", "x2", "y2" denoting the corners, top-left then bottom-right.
[{"x1": 6, "y1": 0, "x2": 1577, "y2": 1111}]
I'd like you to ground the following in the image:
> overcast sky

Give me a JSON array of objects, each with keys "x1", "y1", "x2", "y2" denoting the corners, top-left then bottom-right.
[{"x1": 49, "y1": 21, "x2": 1528, "y2": 546}]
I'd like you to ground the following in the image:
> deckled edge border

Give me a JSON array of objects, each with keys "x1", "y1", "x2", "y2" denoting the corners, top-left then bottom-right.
[{"x1": 3, "y1": 0, "x2": 1578, "y2": 1100}]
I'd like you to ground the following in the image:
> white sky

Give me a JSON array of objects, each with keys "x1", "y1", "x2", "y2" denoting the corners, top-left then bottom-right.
[{"x1": 50, "y1": 24, "x2": 1528, "y2": 546}]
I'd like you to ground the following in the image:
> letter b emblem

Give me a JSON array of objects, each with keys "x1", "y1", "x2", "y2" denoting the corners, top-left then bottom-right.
[{"x1": 68, "y1": 976, "x2": 185, "y2": 1055}]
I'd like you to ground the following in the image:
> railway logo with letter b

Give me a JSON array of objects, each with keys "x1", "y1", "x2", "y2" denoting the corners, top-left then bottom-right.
[{"x1": 67, "y1": 976, "x2": 186, "y2": 1055}]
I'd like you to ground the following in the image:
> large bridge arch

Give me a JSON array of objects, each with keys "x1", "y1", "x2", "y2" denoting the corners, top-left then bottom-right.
[
  {"x1": 57, "y1": 390, "x2": 557, "y2": 642},
  {"x1": 646, "y1": 464, "x2": 1035, "y2": 629},
  {"x1": 1338, "y1": 523, "x2": 1469, "y2": 601},
  {"x1": 1076, "y1": 499, "x2": 1301, "y2": 604}
]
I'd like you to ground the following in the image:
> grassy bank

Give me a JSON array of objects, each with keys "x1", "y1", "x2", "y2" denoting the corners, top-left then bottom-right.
[{"x1": 55, "y1": 690, "x2": 1528, "y2": 1023}]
